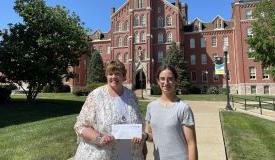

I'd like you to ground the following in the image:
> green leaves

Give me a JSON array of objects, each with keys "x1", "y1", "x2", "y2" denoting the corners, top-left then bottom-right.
[
  {"x1": 0, "y1": 0, "x2": 88, "y2": 101},
  {"x1": 87, "y1": 50, "x2": 106, "y2": 83},
  {"x1": 248, "y1": 0, "x2": 275, "y2": 78}
]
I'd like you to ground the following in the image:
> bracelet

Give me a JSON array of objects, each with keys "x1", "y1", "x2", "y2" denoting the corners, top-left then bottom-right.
[{"x1": 94, "y1": 134, "x2": 103, "y2": 144}]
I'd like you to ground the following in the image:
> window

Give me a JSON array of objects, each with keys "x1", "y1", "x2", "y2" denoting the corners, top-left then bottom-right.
[
  {"x1": 190, "y1": 54, "x2": 196, "y2": 65},
  {"x1": 138, "y1": 0, "x2": 144, "y2": 8},
  {"x1": 264, "y1": 85, "x2": 269, "y2": 95},
  {"x1": 158, "y1": 50, "x2": 163, "y2": 62},
  {"x1": 211, "y1": 36, "x2": 217, "y2": 47},
  {"x1": 202, "y1": 71, "x2": 208, "y2": 82},
  {"x1": 247, "y1": 27, "x2": 253, "y2": 38},
  {"x1": 124, "y1": 52, "x2": 128, "y2": 63},
  {"x1": 107, "y1": 46, "x2": 110, "y2": 54},
  {"x1": 157, "y1": 7, "x2": 161, "y2": 13},
  {"x1": 158, "y1": 32, "x2": 163, "y2": 43},
  {"x1": 123, "y1": 36, "x2": 127, "y2": 46},
  {"x1": 251, "y1": 85, "x2": 256, "y2": 94},
  {"x1": 190, "y1": 38, "x2": 195, "y2": 48},
  {"x1": 134, "y1": 32, "x2": 139, "y2": 43},
  {"x1": 249, "y1": 66, "x2": 256, "y2": 80},
  {"x1": 124, "y1": 20, "x2": 129, "y2": 31},
  {"x1": 166, "y1": 15, "x2": 172, "y2": 26},
  {"x1": 248, "y1": 47, "x2": 255, "y2": 59},
  {"x1": 166, "y1": 32, "x2": 172, "y2": 43},
  {"x1": 116, "y1": 22, "x2": 120, "y2": 31},
  {"x1": 141, "y1": 15, "x2": 146, "y2": 26},
  {"x1": 245, "y1": 9, "x2": 253, "y2": 19},
  {"x1": 141, "y1": 31, "x2": 146, "y2": 42},
  {"x1": 213, "y1": 74, "x2": 219, "y2": 81},
  {"x1": 118, "y1": 37, "x2": 123, "y2": 47},
  {"x1": 98, "y1": 47, "x2": 102, "y2": 54},
  {"x1": 223, "y1": 36, "x2": 228, "y2": 47},
  {"x1": 216, "y1": 19, "x2": 224, "y2": 29},
  {"x1": 262, "y1": 67, "x2": 269, "y2": 79},
  {"x1": 200, "y1": 38, "x2": 206, "y2": 48},
  {"x1": 201, "y1": 54, "x2": 207, "y2": 65},
  {"x1": 134, "y1": 16, "x2": 139, "y2": 26},
  {"x1": 157, "y1": 16, "x2": 164, "y2": 28},
  {"x1": 191, "y1": 71, "x2": 197, "y2": 81}
]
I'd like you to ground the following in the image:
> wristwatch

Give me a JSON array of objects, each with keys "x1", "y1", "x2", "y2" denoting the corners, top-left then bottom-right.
[{"x1": 95, "y1": 134, "x2": 103, "y2": 145}]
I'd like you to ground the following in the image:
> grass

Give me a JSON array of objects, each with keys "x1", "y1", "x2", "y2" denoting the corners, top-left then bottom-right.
[
  {"x1": 221, "y1": 111, "x2": 275, "y2": 160},
  {"x1": 0, "y1": 93, "x2": 148, "y2": 160}
]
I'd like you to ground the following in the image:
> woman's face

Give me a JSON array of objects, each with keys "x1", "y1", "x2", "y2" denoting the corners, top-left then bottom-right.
[
  {"x1": 157, "y1": 69, "x2": 177, "y2": 94},
  {"x1": 106, "y1": 70, "x2": 125, "y2": 88}
]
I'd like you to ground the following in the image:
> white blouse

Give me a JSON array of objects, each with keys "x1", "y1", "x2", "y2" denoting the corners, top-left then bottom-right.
[{"x1": 74, "y1": 85, "x2": 144, "y2": 160}]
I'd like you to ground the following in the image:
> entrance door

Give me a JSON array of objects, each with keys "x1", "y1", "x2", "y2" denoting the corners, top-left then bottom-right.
[{"x1": 135, "y1": 70, "x2": 146, "y2": 89}]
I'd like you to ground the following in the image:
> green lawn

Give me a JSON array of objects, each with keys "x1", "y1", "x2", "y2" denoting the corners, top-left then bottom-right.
[
  {"x1": 221, "y1": 111, "x2": 275, "y2": 160},
  {"x1": 0, "y1": 93, "x2": 148, "y2": 160}
]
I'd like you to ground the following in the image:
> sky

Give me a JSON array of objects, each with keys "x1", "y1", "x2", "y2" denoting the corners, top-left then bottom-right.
[{"x1": 0, "y1": 0, "x2": 233, "y2": 32}]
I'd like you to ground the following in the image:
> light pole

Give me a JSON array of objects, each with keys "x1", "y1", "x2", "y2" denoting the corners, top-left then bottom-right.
[
  {"x1": 139, "y1": 69, "x2": 144, "y2": 99},
  {"x1": 224, "y1": 45, "x2": 233, "y2": 110}
]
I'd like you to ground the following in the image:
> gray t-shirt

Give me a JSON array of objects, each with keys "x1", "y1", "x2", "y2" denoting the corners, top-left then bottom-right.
[{"x1": 145, "y1": 99, "x2": 195, "y2": 160}]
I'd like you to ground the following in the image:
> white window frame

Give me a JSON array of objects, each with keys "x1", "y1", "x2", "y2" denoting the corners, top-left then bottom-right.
[
  {"x1": 211, "y1": 36, "x2": 217, "y2": 47},
  {"x1": 245, "y1": 9, "x2": 253, "y2": 19},
  {"x1": 166, "y1": 15, "x2": 172, "y2": 26},
  {"x1": 200, "y1": 38, "x2": 206, "y2": 48},
  {"x1": 141, "y1": 15, "x2": 146, "y2": 26},
  {"x1": 201, "y1": 54, "x2": 207, "y2": 65},
  {"x1": 262, "y1": 67, "x2": 269, "y2": 79},
  {"x1": 141, "y1": 31, "x2": 146, "y2": 43},
  {"x1": 190, "y1": 38, "x2": 195, "y2": 48},
  {"x1": 191, "y1": 54, "x2": 196, "y2": 65},
  {"x1": 249, "y1": 66, "x2": 256, "y2": 80},
  {"x1": 166, "y1": 32, "x2": 172, "y2": 43},
  {"x1": 158, "y1": 50, "x2": 163, "y2": 62},
  {"x1": 247, "y1": 27, "x2": 253, "y2": 38}
]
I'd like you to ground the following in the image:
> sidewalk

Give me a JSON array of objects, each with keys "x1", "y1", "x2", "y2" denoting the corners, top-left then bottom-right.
[{"x1": 145, "y1": 101, "x2": 227, "y2": 160}]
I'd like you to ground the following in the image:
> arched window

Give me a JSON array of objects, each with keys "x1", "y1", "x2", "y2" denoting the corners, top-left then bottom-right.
[
  {"x1": 124, "y1": 35, "x2": 128, "y2": 46},
  {"x1": 166, "y1": 15, "x2": 172, "y2": 26},
  {"x1": 124, "y1": 20, "x2": 129, "y2": 31},
  {"x1": 141, "y1": 15, "x2": 146, "y2": 26},
  {"x1": 134, "y1": 15, "x2": 139, "y2": 26},
  {"x1": 166, "y1": 32, "x2": 172, "y2": 43},
  {"x1": 158, "y1": 32, "x2": 163, "y2": 43},
  {"x1": 190, "y1": 38, "x2": 195, "y2": 48},
  {"x1": 157, "y1": 16, "x2": 164, "y2": 28},
  {"x1": 118, "y1": 37, "x2": 123, "y2": 47},
  {"x1": 116, "y1": 22, "x2": 120, "y2": 31},
  {"x1": 141, "y1": 31, "x2": 146, "y2": 42},
  {"x1": 136, "y1": 0, "x2": 144, "y2": 8},
  {"x1": 134, "y1": 32, "x2": 139, "y2": 43}
]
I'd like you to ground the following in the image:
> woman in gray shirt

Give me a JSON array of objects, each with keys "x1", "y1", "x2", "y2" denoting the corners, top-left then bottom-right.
[{"x1": 144, "y1": 65, "x2": 198, "y2": 160}]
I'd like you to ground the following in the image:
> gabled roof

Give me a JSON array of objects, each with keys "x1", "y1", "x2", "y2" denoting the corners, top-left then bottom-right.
[
  {"x1": 211, "y1": 15, "x2": 225, "y2": 22},
  {"x1": 89, "y1": 30, "x2": 111, "y2": 41}
]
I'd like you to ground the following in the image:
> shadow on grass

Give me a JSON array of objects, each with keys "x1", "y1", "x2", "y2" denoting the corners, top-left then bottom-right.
[{"x1": 0, "y1": 98, "x2": 84, "y2": 128}]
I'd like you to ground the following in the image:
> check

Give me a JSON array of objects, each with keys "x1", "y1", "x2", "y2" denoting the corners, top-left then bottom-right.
[{"x1": 111, "y1": 124, "x2": 142, "y2": 139}]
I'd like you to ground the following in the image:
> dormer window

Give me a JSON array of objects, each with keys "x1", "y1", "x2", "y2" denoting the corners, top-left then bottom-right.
[{"x1": 216, "y1": 19, "x2": 224, "y2": 29}]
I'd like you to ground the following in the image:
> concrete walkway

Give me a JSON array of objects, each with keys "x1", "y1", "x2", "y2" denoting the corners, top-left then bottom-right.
[{"x1": 145, "y1": 101, "x2": 227, "y2": 160}]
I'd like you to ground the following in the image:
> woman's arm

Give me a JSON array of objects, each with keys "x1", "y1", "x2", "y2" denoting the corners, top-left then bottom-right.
[
  {"x1": 183, "y1": 125, "x2": 198, "y2": 160},
  {"x1": 145, "y1": 121, "x2": 153, "y2": 142}
]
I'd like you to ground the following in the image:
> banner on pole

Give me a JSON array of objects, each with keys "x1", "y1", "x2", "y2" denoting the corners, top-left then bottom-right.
[{"x1": 215, "y1": 63, "x2": 225, "y2": 75}]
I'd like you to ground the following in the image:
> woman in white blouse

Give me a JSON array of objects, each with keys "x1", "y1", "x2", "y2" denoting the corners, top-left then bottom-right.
[{"x1": 74, "y1": 60, "x2": 145, "y2": 160}]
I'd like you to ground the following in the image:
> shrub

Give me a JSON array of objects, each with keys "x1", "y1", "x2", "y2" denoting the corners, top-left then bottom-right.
[
  {"x1": 207, "y1": 86, "x2": 220, "y2": 94},
  {"x1": 72, "y1": 87, "x2": 91, "y2": 96},
  {"x1": 189, "y1": 86, "x2": 201, "y2": 94},
  {"x1": 151, "y1": 84, "x2": 161, "y2": 95},
  {"x1": 0, "y1": 85, "x2": 12, "y2": 103},
  {"x1": 42, "y1": 84, "x2": 71, "y2": 93},
  {"x1": 86, "y1": 83, "x2": 105, "y2": 91}
]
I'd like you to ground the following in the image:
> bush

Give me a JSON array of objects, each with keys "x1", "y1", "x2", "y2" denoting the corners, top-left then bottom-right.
[
  {"x1": 189, "y1": 86, "x2": 201, "y2": 94},
  {"x1": 42, "y1": 84, "x2": 71, "y2": 93},
  {"x1": 86, "y1": 82, "x2": 105, "y2": 91},
  {"x1": 151, "y1": 84, "x2": 161, "y2": 95},
  {"x1": 0, "y1": 85, "x2": 12, "y2": 103},
  {"x1": 72, "y1": 87, "x2": 91, "y2": 96},
  {"x1": 207, "y1": 86, "x2": 220, "y2": 94}
]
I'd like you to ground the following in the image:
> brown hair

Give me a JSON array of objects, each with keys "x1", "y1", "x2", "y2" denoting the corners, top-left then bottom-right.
[
  {"x1": 156, "y1": 65, "x2": 178, "y2": 80},
  {"x1": 105, "y1": 60, "x2": 127, "y2": 77}
]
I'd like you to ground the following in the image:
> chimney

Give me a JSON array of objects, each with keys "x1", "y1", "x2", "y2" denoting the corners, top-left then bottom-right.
[
  {"x1": 111, "y1": 7, "x2": 115, "y2": 14},
  {"x1": 176, "y1": 0, "x2": 180, "y2": 7}
]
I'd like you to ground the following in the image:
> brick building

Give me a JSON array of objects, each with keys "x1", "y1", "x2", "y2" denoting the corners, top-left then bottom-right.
[{"x1": 71, "y1": 0, "x2": 275, "y2": 95}]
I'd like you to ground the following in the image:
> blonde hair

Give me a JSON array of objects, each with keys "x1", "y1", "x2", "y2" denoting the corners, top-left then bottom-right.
[{"x1": 105, "y1": 60, "x2": 127, "y2": 77}]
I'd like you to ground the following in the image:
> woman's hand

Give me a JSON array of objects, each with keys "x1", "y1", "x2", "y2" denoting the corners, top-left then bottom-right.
[
  {"x1": 132, "y1": 137, "x2": 142, "y2": 144},
  {"x1": 99, "y1": 133, "x2": 114, "y2": 145}
]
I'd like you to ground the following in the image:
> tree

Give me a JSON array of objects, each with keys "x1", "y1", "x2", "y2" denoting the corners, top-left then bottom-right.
[
  {"x1": 164, "y1": 42, "x2": 190, "y2": 93},
  {"x1": 0, "y1": 0, "x2": 88, "y2": 102},
  {"x1": 87, "y1": 49, "x2": 106, "y2": 83},
  {"x1": 248, "y1": 0, "x2": 275, "y2": 78}
]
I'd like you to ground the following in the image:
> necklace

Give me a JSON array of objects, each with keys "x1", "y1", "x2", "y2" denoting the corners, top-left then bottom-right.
[{"x1": 113, "y1": 96, "x2": 129, "y2": 122}]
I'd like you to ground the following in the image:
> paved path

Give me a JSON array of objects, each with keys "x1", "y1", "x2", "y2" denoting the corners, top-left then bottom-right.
[{"x1": 145, "y1": 101, "x2": 227, "y2": 160}]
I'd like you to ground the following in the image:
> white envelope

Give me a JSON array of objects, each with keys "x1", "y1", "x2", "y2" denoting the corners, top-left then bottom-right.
[{"x1": 111, "y1": 124, "x2": 142, "y2": 139}]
